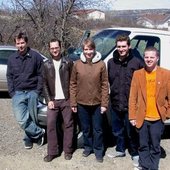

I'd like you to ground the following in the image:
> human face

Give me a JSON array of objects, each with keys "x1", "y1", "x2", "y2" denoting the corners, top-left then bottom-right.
[
  {"x1": 116, "y1": 41, "x2": 130, "y2": 59},
  {"x1": 49, "y1": 41, "x2": 61, "y2": 60},
  {"x1": 15, "y1": 38, "x2": 28, "y2": 55},
  {"x1": 83, "y1": 45, "x2": 95, "y2": 59},
  {"x1": 144, "y1": 50, "x2": 159, "y2": 71}
]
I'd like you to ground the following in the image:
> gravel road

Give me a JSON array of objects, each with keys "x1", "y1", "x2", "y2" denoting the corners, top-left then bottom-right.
[{"x1": 1, "y1": 98, "x2": 170, "y2": 170}]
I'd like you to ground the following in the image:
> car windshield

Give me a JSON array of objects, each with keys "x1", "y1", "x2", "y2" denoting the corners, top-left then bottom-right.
[{"x1": 0, "y1": 49, "x2": 16, "y2": 65}]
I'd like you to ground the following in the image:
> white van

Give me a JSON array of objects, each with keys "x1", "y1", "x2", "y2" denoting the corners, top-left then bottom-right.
[
  {"x1": 38, "y1": 27, "x2": 170, "y2": 127},
  {"x1": 68, "y1": 27, "x2": 170, "y2": 125},
  {"x1": 69, "y1": 27, "x2": 170, "y2": 69}
]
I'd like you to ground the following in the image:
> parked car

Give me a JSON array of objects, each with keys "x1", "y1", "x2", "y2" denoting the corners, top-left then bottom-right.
[
  {"x1": 0, "y1": 45, "x2": 48, "y2": 92},
  {"x1": 69, "y1": 27, "x2": 170, "y2": 70},
  {"x1": 0, "y1": 46, "x2": 17, "y2": 91}
]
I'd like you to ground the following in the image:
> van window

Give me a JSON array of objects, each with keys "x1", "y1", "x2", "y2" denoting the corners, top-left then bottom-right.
[{"x1": 131, "y1": 35, "x2": 160, "y2": 62}]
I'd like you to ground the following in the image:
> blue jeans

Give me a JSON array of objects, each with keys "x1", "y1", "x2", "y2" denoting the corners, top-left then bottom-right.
[
  {"x1": 139, "y1": 120, "x2": 164, "y2": 170},
  {"x1": 111, "y1": 107, "x2": 139, "y2": 156},
  {"x1": 12, "y1": 91, "x2": 43, "y2": 142},
  {"x1": 78, "y1": 104, "x2": 104, "y2": 158}
]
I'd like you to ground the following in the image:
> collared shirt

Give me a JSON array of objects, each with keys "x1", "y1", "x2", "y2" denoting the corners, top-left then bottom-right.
[{"x1": 6, "y1": 47, "x2": 43, "y2": 97}]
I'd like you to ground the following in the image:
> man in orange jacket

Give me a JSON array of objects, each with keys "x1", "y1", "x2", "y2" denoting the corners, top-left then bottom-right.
[{"x1": 129, "y1": 46, "x2": 170, "y2": 170}]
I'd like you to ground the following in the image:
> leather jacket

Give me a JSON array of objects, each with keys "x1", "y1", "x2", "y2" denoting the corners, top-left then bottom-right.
[{"x1": 43, "y1": 55, "x2": 73, "y2": 103}]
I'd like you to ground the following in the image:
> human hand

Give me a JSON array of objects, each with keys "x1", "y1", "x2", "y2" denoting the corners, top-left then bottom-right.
[
  {"x1": 48, "y1": 101, "x2": 55, "y2": 109},
  {"x1": 71, "y1": 106, "x2": 77, "y2": 113},
  {"x1": 130, "y1": 119, "x2": 136, "y2": 126},
  {"x1": 100, "y1": 107, "x2": 107, "y2": 114}
]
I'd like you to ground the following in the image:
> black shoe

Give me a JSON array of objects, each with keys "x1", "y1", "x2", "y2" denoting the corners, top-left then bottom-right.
[
  {"x1": 37, "y1": 129, "x2": 45, "y2": 146},
  {"x1": 44, "y1": 155, "x2": 58, "y2": 162},
  {"x1": 82, "y1": 150, "x2": 92, "y2": 157},
  {"x1": 96, "y1": 157, "x2": 103, "y2": 163},
  {"x1": 24, "y1": 140, "x2": 33, "y2": 149},
  {"x1": 64, "y1": 153, "x2": 72, "y2": 160}
]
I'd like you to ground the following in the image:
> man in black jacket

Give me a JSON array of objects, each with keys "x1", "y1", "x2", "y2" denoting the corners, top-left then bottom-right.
[
  {"x1": 43, "y1": 39, "x2": 74, "y2": 162},
  {"x1": 107, "y1": 34, "x2": 144, "y2": 167},
  {"x1": 6, "y1": 32, "x2": 45, "y2": 149}
]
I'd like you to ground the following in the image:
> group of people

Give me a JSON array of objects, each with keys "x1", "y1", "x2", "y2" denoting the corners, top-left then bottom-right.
[{"x1": 6, "y1": 31, "x2": 170, "y2": 170}]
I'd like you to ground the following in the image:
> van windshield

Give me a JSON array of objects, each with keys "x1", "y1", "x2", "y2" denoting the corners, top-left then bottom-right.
[
  {"x1": 68, "y1": 29, "x2": 130, "y2": 61},
  {"x1": 93, "y1": 29, "x2": 130, "y2": 60}
]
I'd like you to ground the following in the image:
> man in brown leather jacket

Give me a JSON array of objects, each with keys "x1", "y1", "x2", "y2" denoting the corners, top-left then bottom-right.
[{"x1": 43, "y1": 39, "x2": 74, "y2": 162}]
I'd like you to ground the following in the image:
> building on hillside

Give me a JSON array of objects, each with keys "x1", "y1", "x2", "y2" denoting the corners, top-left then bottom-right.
[
  {"x1": 137, "y1": 14, "x2": 170, "y2": 30},
  {"x1": 73, "y1": 9, "x2": 105, "y2": 20}
]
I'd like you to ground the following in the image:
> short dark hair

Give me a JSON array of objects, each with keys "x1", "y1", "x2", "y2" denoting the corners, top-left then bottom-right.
[
  {"x1": 116, "y1": 34, "x2": 130, "y2": 46},
  {"x1": 48, "y1": 38, "x2": 61, "y2": 48},
  {"x1": 14, "y1": 32, "x2": 28, "y2": 43},
  {"x1": 144, "y1": 46, "x2": 159, "y2": 57},
  {"x1": 82, "y1": 38, "x2": 95, "y2": 50}
]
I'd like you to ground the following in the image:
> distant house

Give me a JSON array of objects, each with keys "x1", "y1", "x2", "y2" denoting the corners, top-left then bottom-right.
[
  {"x1": 137, "y1": 14, "x2": 170, "y2": 30},
  {"x1": 73, "y1": 9, "x2": 105, "y2": 20}
]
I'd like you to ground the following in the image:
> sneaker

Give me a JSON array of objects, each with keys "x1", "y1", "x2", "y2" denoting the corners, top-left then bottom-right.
[
  {"x1": 82, "y1": 150, "x2": 92, "y2": 157},
  {"x1": 132, "y1": 155, "x2": 139, "y2": 167},
  {"x1": 24, "y1": 140, "x2": 33, "y2": 149},
  {"x1": 96, "y1": 157, "x2": 103, "y2": 163},
  {"x1": 37, "y1": 128, "x2": 45, "y2": 146},
  {"x1": 134, "y1": 166, "x2": 142, "y2": 170},
  {"x1": 107, "y1": 151, "x2": 125, "y2": 158}
]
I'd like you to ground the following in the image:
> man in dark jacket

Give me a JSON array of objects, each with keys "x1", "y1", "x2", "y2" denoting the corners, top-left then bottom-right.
[
  {"x1": 107, "y1": 34, "x2": 144, "y2": 167},
  {"x1": 43, "y1": 39, "x2": 74, "y2": 162},
  {"x1": 6, "y1": 32, "x2": 45, "y2": 149}
]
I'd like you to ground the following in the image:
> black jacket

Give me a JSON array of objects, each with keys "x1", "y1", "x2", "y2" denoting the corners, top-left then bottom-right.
[
  {"x1": 6, "y1": 47, "x2": 43, "y2": 97},
  {"x1": 107, "y1": 49, "x2": 144, "y2": 112},
  {"x1": 43, "y1": 55, "x2": 73, "y2": 103}
]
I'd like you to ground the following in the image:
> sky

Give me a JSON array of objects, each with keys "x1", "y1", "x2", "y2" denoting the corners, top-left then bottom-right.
[
  {"x1": 0, "y1": 0, "x2": 170, "y2": 10},
  {"x1": 105, "y1": 0, "x2": 170, "y2": 10}
]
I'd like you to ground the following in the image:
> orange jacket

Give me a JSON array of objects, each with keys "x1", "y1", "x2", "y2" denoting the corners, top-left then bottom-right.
[{"x1": 129, "y1": 67, "x2": 170, "y2": 128}]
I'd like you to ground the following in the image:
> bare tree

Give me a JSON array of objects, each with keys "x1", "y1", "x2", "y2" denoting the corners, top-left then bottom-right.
[
  {"x1": 0, "y1": 0, "x2": 108, "y2": 53},
  {"x1": 6, "y1": 0, "x2": 83, "y2": 52}
]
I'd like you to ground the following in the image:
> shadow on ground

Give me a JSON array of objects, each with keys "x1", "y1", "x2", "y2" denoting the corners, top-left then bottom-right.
[
  {"x1": 160, "y1": 125, "x2": 170, "y2": 159},
  {"x1": 0, "y1": 92, "x2": 10, "y2": 98}
]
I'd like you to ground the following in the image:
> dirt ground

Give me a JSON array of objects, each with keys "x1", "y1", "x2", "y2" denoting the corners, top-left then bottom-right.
[{"x1": 1, "y1": 98, "x2": 170, "y2": 170}]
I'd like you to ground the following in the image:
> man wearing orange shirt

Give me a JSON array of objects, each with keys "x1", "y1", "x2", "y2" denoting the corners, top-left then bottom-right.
[{"x1": 129, "y1": 46, "x2": 170, "y2": 170}]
